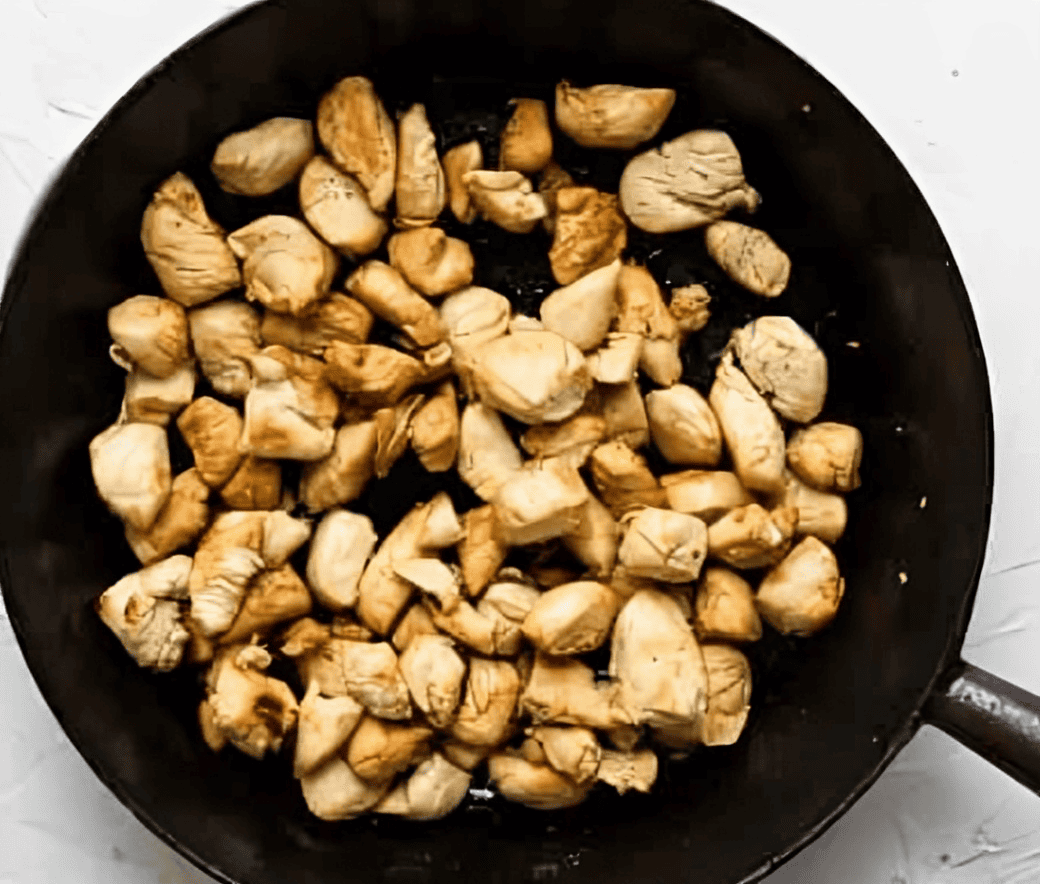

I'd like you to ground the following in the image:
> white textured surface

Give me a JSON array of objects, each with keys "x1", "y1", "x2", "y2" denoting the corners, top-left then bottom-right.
[{"x1": 2, "y1": 1, "x2": 1040, "y2": 882}]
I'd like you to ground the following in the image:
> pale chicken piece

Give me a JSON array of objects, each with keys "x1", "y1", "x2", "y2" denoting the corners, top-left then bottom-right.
[
  {"x1": 346, "y1": 716, "x2": 434, "y2": 782},
  {"x1": 212, "y1": 117, "x2": 314, "y2": 196},
  {"x1": 645, "y1": 384, "x2": 722, "y2": 466},
  {"x1": 610, "y1": 589, "x2": 708, "y2": 729},
  {"x1": 219, "y1": 455, "x2": 281, "y2": 510},
  {"x1": 457, "y1": 505, "x2": 509, "y2": 597},
  {"x1": 107, "y1": 294, "x2": 190, "y2": 379},
  {"x1": 520, "y1": 653, "x2": 631, "y2": 730},
  {"x1": 89, "y1": 421, "x2": 172, "y2": 532},
  {"x1": 537, "y1": 160, "x2": 576, "y2": 235},
  {"x1": 598, "y1": 379, "x2": 651, "y2": 449},
  {"x1": 756, "y1": 536, "x2": 845, "y2": 636},
  {"x1": 316, "y1": 76, "x2": 396, "y2": 212},
  {"x1": 218, "y1": 564, "x2": 312, "y2": 645},
  {"x1": 395, "y1": 103, "x2": 447, "y2": 228},
  {"x1": 474, "y1": 580, "x2": 540, "y2": 657},
  {"x1": 488, "y1": 753, "x2": 592, "y2": 810},
  {"x1": 706, "y1": 503, "x2": 798, "y2": 570},
  {"x1": 323, "y1": 341, "x2": 426, "y2": 408},
  {"x1": 425, "y1": 596, "x2": 517, "y2": 657},
  {"x1": 669, "y1": 284, "x2": 711, "y2": 336},
  {"x1": 439, "y1": 286, "x2": 511, "y2": 359},
  {"x1": 469, "y1": 330, "x2": 591, "y2": 425},
  {"x1": 228, "y1": 215, "x2": 339, "y2": 316},
  {"x1": 345, "y1": 261, "x2": 444, "y2": 349},
  {"x1": 786, "y1": 422, "x2": 863, "y2": 493},
  {"x1": 709, "y1": 353, "x2": 786, "y2": 494},
  {"x1": 188, "y1": 300, "x2": 263, "y2": 399},
  {"x1": 700, "y1": 644, "x2": 752, "y2": 746},
  {"x1": 520, "y1": 412, "x2": 606, "y2": 470},
  {"x1": 693, "y1": 567, "x2": 763, "y2": 644},
  {"x1": 260, "y1": 510, "x2": 313, "y2": 567},
  {"x1": 615, "y1": 262, "x2": 682, "y2": 386},
  {"x1": 662, "y1": 470, "x2": 753, "y2": 523},
  {"x1": 548, "y1": 188, "x2": 626, "y2": 286},
  {"x1": 596, "y1": 748, "x2": 658, "y2": 794},
  {"x1": 539, "y1": 259, "x2": 621, "y2": 351},
  {"x1": 176, "y1": 397, "x2": 244, "y2": 487},
  {"x1": 527, "y1": 725, "x2": 601, "y2": 783},
  {"x1": 373, "y1": 394, "x2": 425, "y2": 478},
  {"x1": 239, "y1": 346, "x2": 339, "y2": 461},
  {"x1": 122, "y1": 362, "x2": 196, "y2": 426},
  {"x1": 408, "y1": 381, "x2": 459, "y2": 473},
  {"x1": 393, "y1": 558, "x2": 464, "y2": 615},
  {"x1": 457, "y1": 402, "x2": 523, "y2": 502},
  {"x1": 293, "y1": 681, "x2": 365, "y2": 779},
  {"x1": 335, "y1": 641, "x2": 413, "y2": 720},
  {"x1": 419, "y1": 491, "x2": 465, "y2": 549},
  {"x1": 608, "y1": 569, "x2": 658, "y2": 602},
  {"x1": 198, "y1": 644, "x2": 299, "y2": 759},
  {"x1": 299, "y1": 755, "x2": 390, "y2": 821},
  {"x1": 462, "y1": 170, "x2": 548, "y2": 234},
  {"x1": 374, "y1": 753, "x2": 471, "y2": 820},
  {"x1": 562, "y1": 494, "x2": 619, "y2": 577},
  {"x1": 391, "y1": 603, "x2": 439, "y2": 652},
  {"x1": 298, "y1": 419, "x2": 378, "y2": 512},
  {"x1": 95, "y1": 555, "x2": 193, "y2": 671},
  {"x1": 588, "y1": 440, "x2": 666, "y2": 516},
  {"x1": 442, "y1": 140, "x2": 483, "y2": 224},
  {"x1": 522, "y1": 581, "x2": 619, "y2": 656},
  {"x1": 306, "y1": 509, "x2": 378, "y2": 611},
  {"x1": 388, "y1": 227, "x2": 474, "y2": 298},
  {"x1": 493, "y1": 459, "x2": 590, "y2": 546},
  {"x1": 586, "y1": 332, "x2": 643, "y2": 385},
  {"x1": 450, "y1": 658, "x2": 521, "y2": 747},
  {"x1": 124, "y1": 468, "x2": 209, "y2": 565},
  {"x1": 398, "y1": 634, "x2": 467, "y2": 728},
  {"x1": 260, "y1": 293, "x2": 374, "y2": 356},
  {"x1": 555, "y1": 82, "x2": 675, "y2": 150},
  {"x1": 705, "y1": 221, "x2": 790, "y2": 298},
  {"x1": 499, "y1": 98, "x2": 553, "y2": 174},
  {"x1": 773, "y1": 470, "x2": 847, "y2": 544},
  {"x1": 440, "y1": 740, "x2": 491, "y2": 771},
  {"x1": 140, "y1": 172, "x2": 241, "y2": 307},
  {"x1": 617, "y1": 507, "x2": 708, "y2": 583},
  {"x1": 298, "y1": 156, "x2": 387, "y2": 258}
]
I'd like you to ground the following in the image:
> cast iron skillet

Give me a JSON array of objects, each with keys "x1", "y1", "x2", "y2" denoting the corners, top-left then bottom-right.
[{"x1": 1, "y1": 1, "x2": 1038, "y2": 882}]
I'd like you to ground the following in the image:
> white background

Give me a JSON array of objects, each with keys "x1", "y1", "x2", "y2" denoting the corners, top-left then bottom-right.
[{"x1": 2, "y1": 0, "x2": 1040, "y2": 882}]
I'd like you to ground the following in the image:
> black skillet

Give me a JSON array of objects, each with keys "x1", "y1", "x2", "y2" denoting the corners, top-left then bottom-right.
[{"x1": 1, "y1": 1, "x2": 1038, "y2": 882}]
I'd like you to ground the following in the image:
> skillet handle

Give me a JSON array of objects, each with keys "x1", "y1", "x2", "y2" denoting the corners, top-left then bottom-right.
[{"x1": 922, "y1": 660, "x2": 1040, "y2": 795}]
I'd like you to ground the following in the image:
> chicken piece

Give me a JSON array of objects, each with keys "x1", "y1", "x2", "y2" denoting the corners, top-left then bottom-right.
[
  {"x1": 298, "y1": 420, "x2": 378, "y2": 512},
  {"x1": 705, "y1": 221, "x2": 790, "y2": 298},
  {"x1": 227, "y1": 215, "x2": 339, "y2": 315},
  {"x1": 122, "y1": 362, "x2": 196, "y2": 426},
  {"x1": 563, "y1": 495, "x2": 620, "y2": 577},
  {"x1": 707, "y1": 503, "x2": 798, "y2": 570},
  {"x1": 470, "y1": 330, "x2": 591, "y2": 424},
  {"x1": 395, "y1": 103, "x2": 447, "y2": 228},
  {"x1": 398, "y1": 634, "x2": 467, "y2": 729},
  {"x1": 615, "y1": 262, "x2": 682, "y2": 387},
  {"x1": 669, "y1": 284, "x2": 711, "y2": 336},
  {"x1": 374, "y1": 753, "x2": 471, "y2": 820},
  {"x1": 394, "y1": 558, "x2": 463, "y2": 615},
  {"x1": 661, "y1": 470, "x2": 753, "y2": 523},
  {"x1": 520, "y1": 653, "x2": 631, "y2": 730},
  {"x1": 756, "y1": 536, "x2": 845, "y2": 636},
  {"x1": 240, "y1": 346, "x2": 339, "y2": 461},
  {"x1": 588, "y1": 440, "x2": 666, "y2": 516},
  {"x1": 140, "y1": 172, "x2": 241, "y2": 307},
  {"x1": 218, "y1": 455, "x2": 280, "y2": 509},
  {"x1": 646, "y1": 384, "x2": 722, "y2": 466},
  {"x1": 555, "y1": 81, "x2": 675, "y2": 149},
  {"x1": 330, "y1": 615, "x2": 376, "y2": 643},
  {"x1": 492, "y1": 459, "x2": 590, "y2": 546},
  {"x1": 346, "y1": 716, "x2": 434, "y2": 783},
  {"x1": 373, "y1": 394, "x2": 425, "y2": 478},
  {"x1": 488, "y1": 753, "x2": 592, "y2": 810},
  {"x1": 211, "y1": 116, "x2": 313, "y2": 195},
  {"x1": 548, "y1": 189, "x2": 626, "y2": 288},
  {"x1": 334, "y1": 641, "x2": 413, "y2": 720},
  {"x1": 425, "y1": 597, "x2": 516, "y2": 656},
  {"x1": 462, "y1": 170, "x2": 548, "y2": 234},
  {"x1": 499, "y1": 98, "x2": 553, "y2": 174},
  {"x1": 387, "y1": 227, "x2": 474, "y2": 298},
  {"x1": 440, "y1": 740, "x2": 491, "y2": 771},
  {"x1": 323, "y1": 341, "x2": 426, "y2": 407},
  {"x1": 316, "y1": 76, "x2": 396, "y2": 212},
  {"x1": 95, "y1": 555, "x2": 192, "y2": 671},
  {"x1": 619, "y1": 130, "x2": 760, "y2": 234},
  {"x1": 419, "y1": 491, "x2": 465, "y2": 549},
  {"x1": 306, "y1": 509, "x2": 378, "y2": 611},
  {"x1": 403, "y1": 381, "x2": 458, "y2": 474},
  {"x1": 293, "y1": 681, "x2": 365, "y2": 779},
  {"x1": 539, "y1": 259, "x2": 621, "y2": 352},
  {"x1": 107, "y1": 295, "x2": 189, "y2": 379},
  {"x1": 693, "y1": 567, "x2": 762, "y2": 644},
  {"x1": 596, "y1": 748, "x2": 658, "y2": 794},
  {"x1": 456, "y1": 505, "x2": 508, "y2": 597},
  {"x1": 520, "y1": 412, "x2": 606, "y2": 469},
  {"x1": 709, "y1": 353, "x2": 786, "y2": 494},
  {"x1": 391, "y1": 603, "x2": 439, "y2": 652},
  {"x1": 345, "y1": 261, "x2": 444, "y2": 349},
  {"x1": 786, "y1": 422, "x2": 863, "y2": 493},
  {"x1": 260, "y1": 293, "x2": 374, "y2": 357},
  {"x1": 198, "y1": 644, "x2": 299, "y2": 759},
  {"x1": 219, "y1": 564, "x2": 311, "y2": 645},
  {"x1": 299, "y1": 755, "x2": 390, "y2": 821},
  {"x1": 457, "y1": 403, "x2": 523, "y2": 501},
  {"x1": 450, "y1": 658, "x2": 521, "y2": 746},
  {"x1": 522, "y1": 581, "x2": 618, "y2": 655},
  {"x1": 439, "y1": 286, "x2": 511, "y2": 361},
  {"x1": 586, "y1": 333, "x2": 643, "y2": 385},
  {"x1": 188, "y1": 301, "x2": 263, "y2": 399},
  {"x1": 593, "y1": 382, "x2": 649, "y2": 450},
  {"x1": 617, "y1": 507, "x2": 708, "y2": 583},
  {"x1": 700, "y1": 644, "x2": 752, "y2": 746},
  {"x1": 476, "y1": 579, "x2": 542, "y2": 654},
  {"x1": 124, "y1": 468, "x2": 210, "y2": 565},
  {"x1": 442, "y1": 140, "x2": 482, "y2": 224},
  {"x1": 537, "y1": 160, "x2": 575, "y2": 236},
  {"x1": 176, "y1": 398, "x2": 244, "y2": 488},
  {"x1": 89, "y1": 421, "x2": 172, "y2": 532},
  {"x1": 773, "y1": 470, "x2": 847, "y2": 544},
  {"x1": 298, "y1": 156, "x2": 387, "y2": 258},
  {"x1": 526, "y1": 725, "x2": 601, "y2": 783}
]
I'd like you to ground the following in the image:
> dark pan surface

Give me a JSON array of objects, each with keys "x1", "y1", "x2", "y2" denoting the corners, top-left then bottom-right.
[{"x1": 0, "y1": 1, "x2": 992, "y2": 882}]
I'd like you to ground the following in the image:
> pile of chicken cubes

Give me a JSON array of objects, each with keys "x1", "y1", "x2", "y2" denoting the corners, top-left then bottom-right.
[{"x1": 90, "y1": 75, "x2": 864, "y2": 821}]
